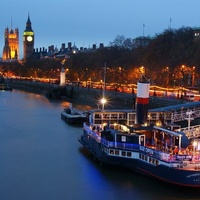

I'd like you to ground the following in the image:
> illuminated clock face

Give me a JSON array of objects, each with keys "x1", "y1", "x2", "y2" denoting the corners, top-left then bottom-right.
[{"x1": 27, "y1": 36, "x2": 33, "y2": 42}]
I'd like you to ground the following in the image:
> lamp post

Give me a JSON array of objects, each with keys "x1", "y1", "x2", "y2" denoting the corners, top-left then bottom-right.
[
  {"x1": 166, "y1": 67, "x2": 169, "y2": 86},
  {"x1": 181, "y1": 65, "x2": 185, "y2": 86},
  {"x1": 153, "y1": 83, "x2": 156, "y2": 96},
  {"x1": 101, "y1": 63, "x2": 107, "y2": 110},
  {"x1": 192, "y1": 66, "x2": 195, "y2": 87}
]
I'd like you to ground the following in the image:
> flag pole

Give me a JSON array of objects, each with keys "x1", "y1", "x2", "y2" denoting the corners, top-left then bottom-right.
[{"x1": 143, "y1": 24, "x2": 145, "y2": 37}]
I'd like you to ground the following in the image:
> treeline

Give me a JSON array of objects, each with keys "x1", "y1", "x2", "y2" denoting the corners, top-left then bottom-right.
[
  {"x1": 65, "y1": 27, "x2": 200, "y2": 86},
  {"x1": 5, "y1": 26, "x2": 200, "y2": 87}
]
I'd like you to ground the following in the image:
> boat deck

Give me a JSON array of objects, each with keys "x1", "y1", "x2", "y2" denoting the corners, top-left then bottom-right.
[{"x1": 84, "y1": 124, "x2": 200, "y2": 170}]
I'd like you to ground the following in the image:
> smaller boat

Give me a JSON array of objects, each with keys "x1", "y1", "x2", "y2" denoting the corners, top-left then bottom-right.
[
  {"x1": 0, "y1": 77, "x2": 12, "y2": 91},
  {"x1": 0, "y1": 84, "x2": 12, "y2": 91},
  {"x1": 61, "y1": 104, "x2": 89, "y2": 124}
]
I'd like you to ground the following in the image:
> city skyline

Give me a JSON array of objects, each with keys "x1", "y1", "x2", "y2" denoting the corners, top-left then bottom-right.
[{"x1": 1, "y1": 0, "x2": 200, "y2": 59}]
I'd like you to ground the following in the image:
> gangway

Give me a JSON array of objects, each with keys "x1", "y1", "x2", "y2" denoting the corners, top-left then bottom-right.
[
  {"x1": 149, "y1": 101, "x2": 200, "y2": 124},
  {"x1": 178, "y1": 125, "x2": 200, "y2": 139},
  {"x1": 171, "y1": 107, "x2": 200, "y2": 123}
]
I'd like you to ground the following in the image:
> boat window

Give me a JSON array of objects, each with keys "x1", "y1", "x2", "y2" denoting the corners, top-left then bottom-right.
[
  {"x1": 110, "y1": 150, "x2": 114, "y2": 154},
  {"x1": 145, "y1": 156, "x2": 148, "y2": 161},
  {"x1": 119, "y1": 114, "x2": 126, "y2": 119},
  {"x1": 139, "y1": 154, "x2": 141, "y2": 159},
  {"x1": 103, "y1": 114, "x2": 109, "y2": 119},
  {"x1": 165, "y1": 113, "x2": 171, "y2": 119},
  {"x1": 156, "y1": 160, "x2": 159, "y2": 166},
  {"x1": 127, "y1": 152, "x2": 131, "y2": 157},
  {"x1": 115, "y1": 150, "x2": 119, "y2": 155},
  {"x1": 128, "y1": 113, "x2": 135, "y2": 120},
  {"x1": 94, "y1": 114, "x2": 101, "y2": 119},
  {"x1": 122, "y1": 151, "x2": 126, "y2": 156},
  {"x1": 151, "y1": 113, "x2": 157, "y2": 119},
  {"x1": 111, "y1": 114, "x2": 118, "y2": 119}
]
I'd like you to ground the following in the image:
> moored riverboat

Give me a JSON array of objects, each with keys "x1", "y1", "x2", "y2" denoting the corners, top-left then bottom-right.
[
  {"x1": 0, "y1": 84, "x2": 12, "y2": 91},
  {"x1": 78, "y1": 121, "x2": 200, "y2": 187},
  {"x1": 78, "y1": 74, "x2": 200, "y2": 187}
]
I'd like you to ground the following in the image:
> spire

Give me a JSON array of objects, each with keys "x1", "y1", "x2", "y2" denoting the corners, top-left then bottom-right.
[
  {"x1": 10, "y1": 16, "x2": 14, "y2": 33},
  {"x1": 11, "y1": 16, "x2": 13, "y2": 29},
  {"x1": 27, "y1": 13, "x2": 31, "y2": 24},
  {"x1": 24, "y1": 13, "x2": 33, "y2": 32}
]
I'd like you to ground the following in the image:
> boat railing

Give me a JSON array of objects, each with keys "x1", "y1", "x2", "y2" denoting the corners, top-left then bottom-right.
[
  {"x1": 83, "y1": 123, "x2": 200, "y2": 165},
  {"x1": 101, "y1": 138, "x2": 200, "y2": 165},
  {"x1": 178, "y1": 124, "x2": 200, "y2": 139},
  {"x1": 171, "y1": 107, "x2": 200, "y2": 122},
  {"x1": 101, "y1": 139, "x2": 139, "y2": 151},
  {"x1": 87, "y1": 130, "x2": 140, "y2": 151}
]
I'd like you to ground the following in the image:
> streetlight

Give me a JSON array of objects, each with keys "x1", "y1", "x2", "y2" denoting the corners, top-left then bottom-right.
[
  {"x1": 166, "y1": 67, "x2": 169, "y2": 86},
  {"x1": 192, "y1": 66, "x2": 195, "y2": 86},
  {"x1": 100, "y1": 97, "x2": 107, "y2": 111},
  {"x1": 181, "y1": 65, "x2": 185, "y2": 86},
  {"x1": 101, "y1": 62, "x2": 107, "y2": 110}
]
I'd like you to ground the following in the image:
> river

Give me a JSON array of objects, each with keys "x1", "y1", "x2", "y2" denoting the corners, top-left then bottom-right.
[{"x1": 0, "y1": 90, "x2": 200, "y2": 200}]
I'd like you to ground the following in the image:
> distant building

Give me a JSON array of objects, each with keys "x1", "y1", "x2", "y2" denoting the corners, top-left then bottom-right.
[
  {"x1": 31, "y1": 42, "x2": 104, "y2": 60},
  {"x1": 23, "y1": 14, "x2": 34, "y2": 61},
  {"x1": 1, "y1": 15, "x2": 105, "y2": 63},
  {"x1": 194, "y1": 27, "x2": 200, "y2": 41},
  {"x1": 2, "y1": 26, "x2": 19, "y2": 61}
]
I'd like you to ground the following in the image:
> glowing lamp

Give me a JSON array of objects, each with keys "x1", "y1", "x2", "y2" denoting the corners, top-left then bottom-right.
[
  {"x1": 193, "y1": 141, "x2": 197, "y2": 148},
  {"x1": 101, "y1": 98, "x2": 107, "y2": 104},
  {"x1": 100, "y1": 97, "x2": 107, "y2": 110}
]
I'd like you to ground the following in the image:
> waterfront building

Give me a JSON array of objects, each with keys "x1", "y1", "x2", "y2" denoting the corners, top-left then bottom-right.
[
  {"x1": 1, "y1": 15, "x2": 103, "y2": 62},
  {"x1": 31, "y1": 42, "x2": 103, "y2": 60},
  {"x1": 2, "y1": 26, "x2": 19, "y2": 61},
  {"x1": 194, "y1": 27, "x2": 200, "y2": 41}
]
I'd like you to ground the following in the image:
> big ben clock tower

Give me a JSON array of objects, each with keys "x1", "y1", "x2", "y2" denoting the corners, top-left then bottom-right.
[{"x1": 23, "y1": 14, "x2": 34, "y2": 61}]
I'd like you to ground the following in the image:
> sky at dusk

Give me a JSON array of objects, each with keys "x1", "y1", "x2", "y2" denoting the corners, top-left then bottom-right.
[{"x1": 1, "y1": 0, "x2": 200, "y2": 58}]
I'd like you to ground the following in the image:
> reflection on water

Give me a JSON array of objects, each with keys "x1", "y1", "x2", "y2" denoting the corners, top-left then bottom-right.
[
  {"x1": 80, "y1": 147, "x2": 200, "y2": 200},
  {"x1": 0, "y1": 90, "x2": 200, "y2": 200},
  {"x1": 59, "y1": 101, "x2": 94, "y2": 111}
]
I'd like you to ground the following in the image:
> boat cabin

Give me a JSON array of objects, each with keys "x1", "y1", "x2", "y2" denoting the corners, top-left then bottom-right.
[{"x1": 93, "y1": 119, "x2": 190, "y2": 154}]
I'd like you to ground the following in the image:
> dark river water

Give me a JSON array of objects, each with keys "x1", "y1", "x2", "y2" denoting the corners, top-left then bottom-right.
[{"x1": 0, "y1": 90, "x2": 200, "y2": 200}]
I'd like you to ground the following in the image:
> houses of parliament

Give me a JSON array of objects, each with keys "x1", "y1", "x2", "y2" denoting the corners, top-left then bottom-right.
[
  {"x1": 1, "y1": 15, "x2": 104, "y2": 63},
  {"x1": 2, "y1": 15, "x2": 34, "y2": 62}
]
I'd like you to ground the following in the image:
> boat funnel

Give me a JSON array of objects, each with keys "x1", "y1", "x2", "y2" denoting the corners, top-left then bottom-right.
[{"x1": 135, "y1": 75, "x2": 150, "y2": 124}]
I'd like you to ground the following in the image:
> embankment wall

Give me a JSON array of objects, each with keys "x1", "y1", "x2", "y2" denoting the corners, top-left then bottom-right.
[{"x1": 11, "y1": 79, "x2": 184, "y2": 109}]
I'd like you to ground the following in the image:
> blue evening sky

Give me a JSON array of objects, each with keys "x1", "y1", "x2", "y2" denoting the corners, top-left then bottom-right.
[{"x1": 1, "y1": 0, "x2": 200, "y2": 58}]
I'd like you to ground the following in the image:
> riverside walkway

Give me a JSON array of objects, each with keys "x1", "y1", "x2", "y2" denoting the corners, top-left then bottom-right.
[{"x1": 10, "y1": 79, "x2": 185, "y2": 109}]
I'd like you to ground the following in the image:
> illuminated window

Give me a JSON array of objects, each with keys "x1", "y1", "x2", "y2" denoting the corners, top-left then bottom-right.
[{"x1": 110, "y1": 150, "x2": 114, "y2": 154}]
